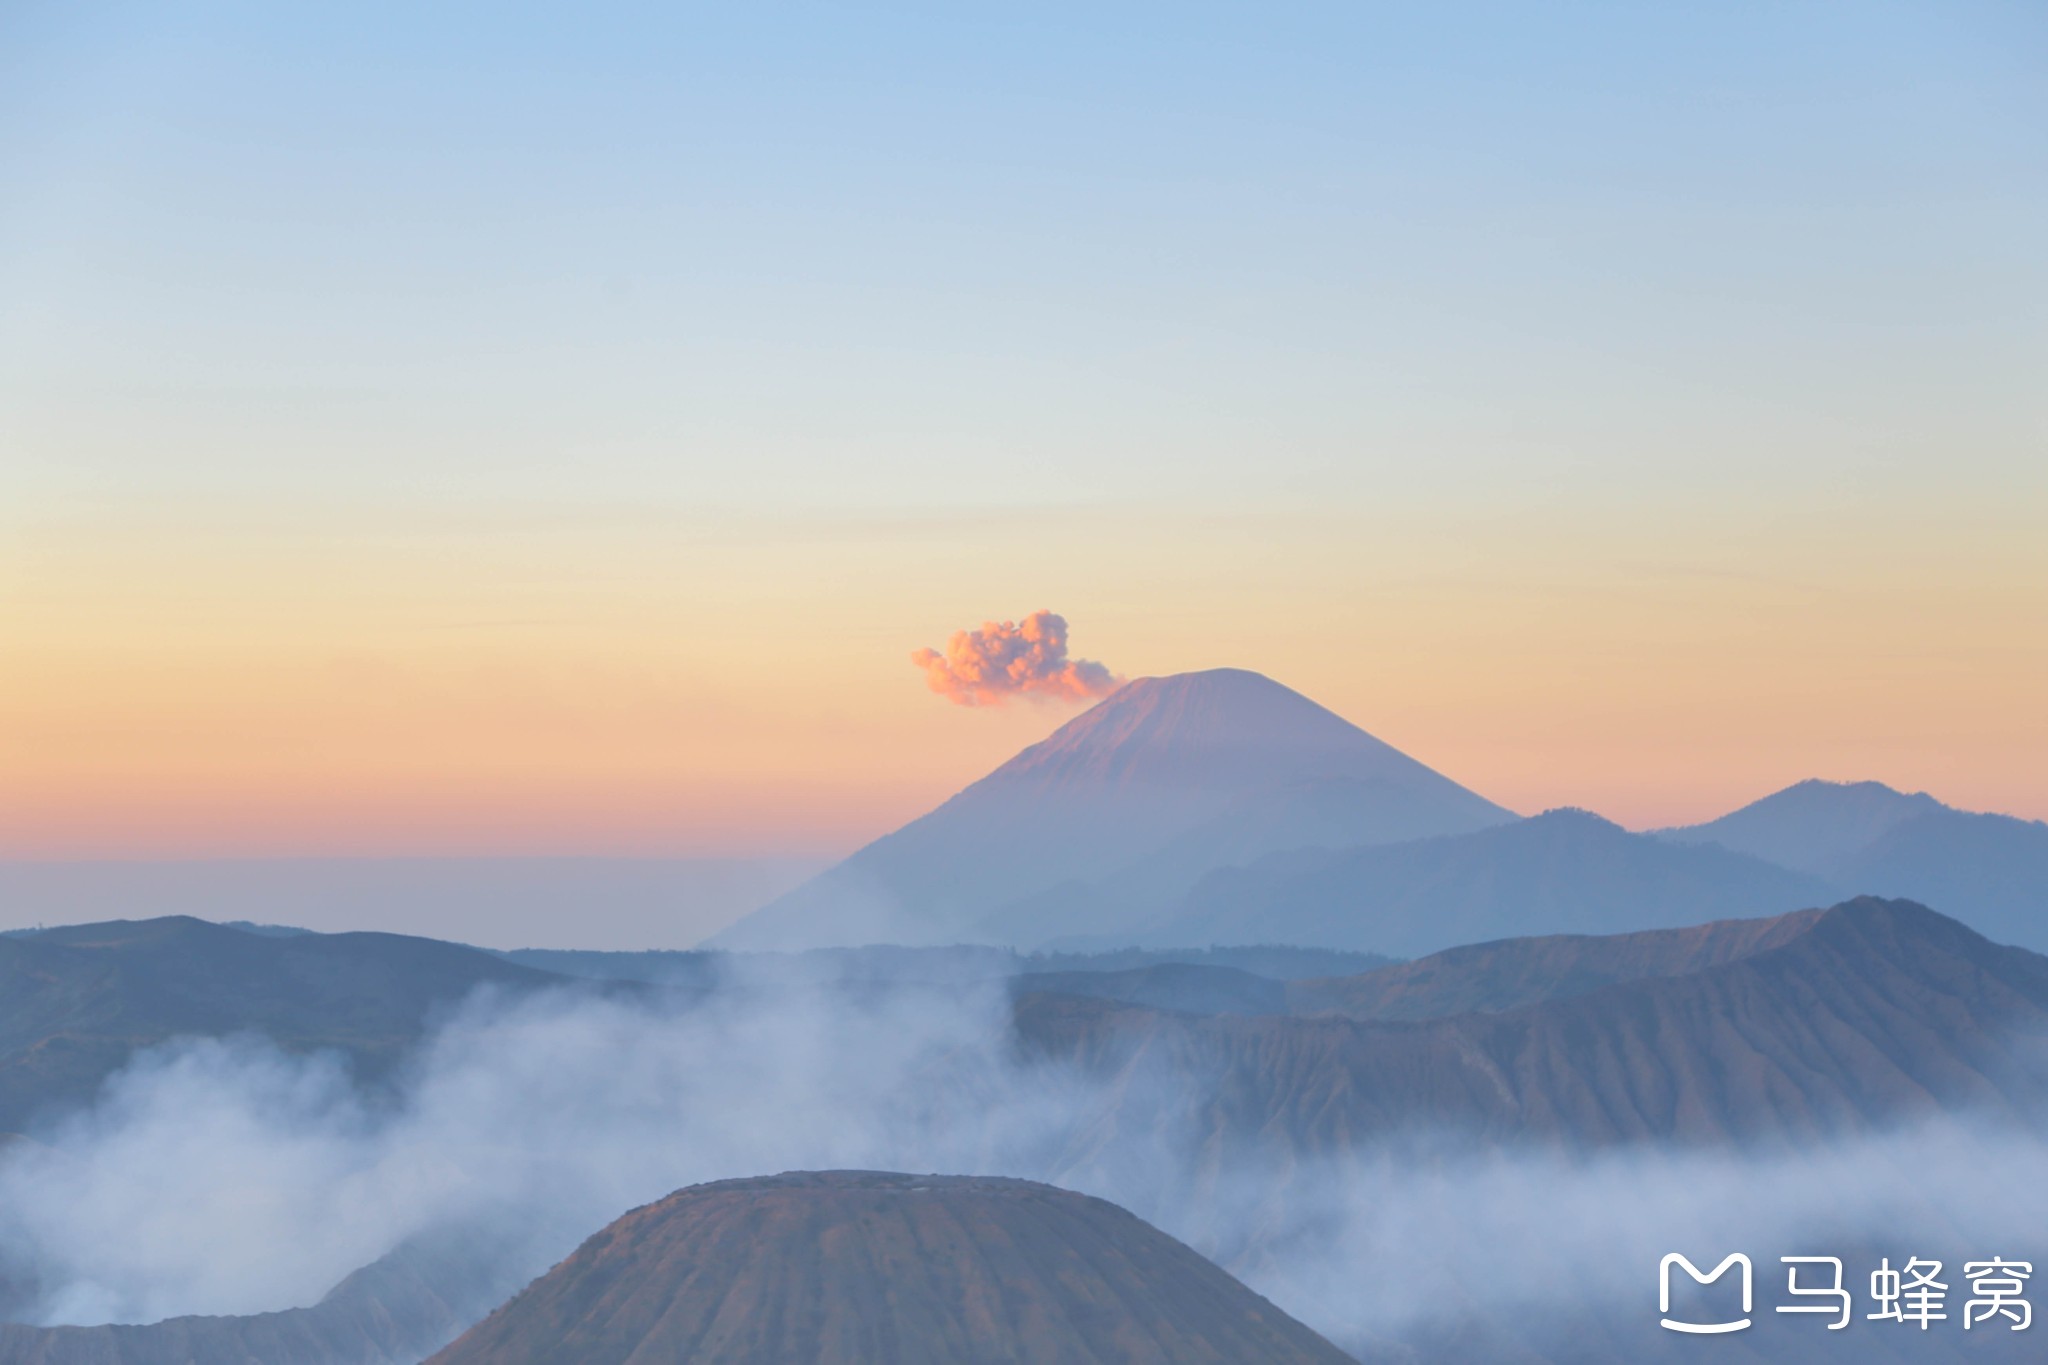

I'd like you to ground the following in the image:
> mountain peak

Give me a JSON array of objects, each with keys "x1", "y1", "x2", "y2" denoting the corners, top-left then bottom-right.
[
  {"x1": 1115, "y1": 665, "x2": 1279, "y2": 695},
  {"x1": 1776, "y1": 777, "x2": 1945, "y2": 806},
  {"x1": 1808, "y1": 893, "x2": 1994, "y2": 948},
  {"x1": 1527, "y1": 806, "x2": 1627, "y2": 831},
  {"x1": 987, "y1": 668, "x2": 1429, "y2": 792},
  {"x1": 426, "y1": 1170, "x2": 1355, "y2": 1365},
  {"x1": 1661, "y1": 778, "x2": 1952, "y2": 877},
  {"x1": 712, "y1": 668, "x2": 1512, "y2": 950}
]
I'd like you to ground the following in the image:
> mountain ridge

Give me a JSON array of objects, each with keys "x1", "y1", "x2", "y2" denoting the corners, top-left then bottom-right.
[
  {"x1": 1657, "y1": 777, "x2": 1951, "y2": 873},
  {"x1": 1141, "y1": 807, "x2": 1835, "y2": 956},
  {"x1": 0, "y1": 917, "x2": 571, "y2": 1133},
  {"x1": 1660, "y1": 778, "x2": 2048, "y2": 950},
  {"x1": 1015, "y1": 897, "x2": 2048, "y2": 1159}
]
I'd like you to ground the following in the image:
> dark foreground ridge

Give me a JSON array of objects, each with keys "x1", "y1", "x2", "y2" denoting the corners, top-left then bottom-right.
[{"x1": 427, "y1": 1171, "x2": 1356, "y2": 1365}]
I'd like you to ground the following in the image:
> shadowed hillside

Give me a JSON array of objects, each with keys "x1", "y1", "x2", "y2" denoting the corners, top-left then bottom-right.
[
  {"x1": 0, "y1": 1236, "x2": 518, "y2": 1365},
  {"x1": 426, "y1": 1171, "x2": 1357, "y2": 1365},
  {"x1": 0, "y1": 918, "x2": 566, "y2": 1132}
]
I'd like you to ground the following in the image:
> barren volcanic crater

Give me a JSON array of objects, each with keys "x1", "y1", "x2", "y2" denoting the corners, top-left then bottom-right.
[{"x1": 427, "y1": 1170, "x2": 1356, "y2": 1365}]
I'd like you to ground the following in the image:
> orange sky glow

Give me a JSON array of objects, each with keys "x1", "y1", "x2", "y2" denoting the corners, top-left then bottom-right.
[{"x1": 6, "y1": 492, "x2": 2043, "y2": 859}]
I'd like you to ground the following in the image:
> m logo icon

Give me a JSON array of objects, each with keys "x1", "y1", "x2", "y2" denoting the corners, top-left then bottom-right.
[{"x1": 1660, "y1": 1253, "x2": 1753, "y2": 1334}]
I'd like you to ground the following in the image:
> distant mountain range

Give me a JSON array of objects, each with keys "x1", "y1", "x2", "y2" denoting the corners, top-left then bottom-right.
[
  {"x1": 14, "y1": 899, "x2": 2036, "y2": 1165},
  {"x1": 0, "y1": 920, "x2": 1396, "y2": 1141},
  {"x1": 425, "y1": 1172, "x2": 1354, "y2": 1365},
  {"x1": 3, "y1": 898, "x2": 2043, "y2": 1363},
  {"x1": 1658, "y1": 777, "x2": 1951, "y2": 873},
  {"x1": 1150, "y1": 806, "x2": 1836, "y2": 956},
  {"x1": 1018, "y1": 897, "x2": 2048, "y2": 1161},
  {"x1": 713, "y1": 670, "x2": 2048, "y2": 955},
  {"x1": 1659, "y1": 777, "x2": 2048, "y2": 949},
  {"x1": 494, "y1": 942, "x2": 1392, "y2": 989}
]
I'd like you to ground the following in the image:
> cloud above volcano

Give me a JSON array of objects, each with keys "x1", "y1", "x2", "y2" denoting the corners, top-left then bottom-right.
[{"x1": 911, "y1": 610, "x2": 1120, "y2": 707}]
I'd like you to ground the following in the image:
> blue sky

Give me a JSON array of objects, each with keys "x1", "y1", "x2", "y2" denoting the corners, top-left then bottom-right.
[{"x1": 6, "y1": 1, "x2": 2041, "y2": 511}]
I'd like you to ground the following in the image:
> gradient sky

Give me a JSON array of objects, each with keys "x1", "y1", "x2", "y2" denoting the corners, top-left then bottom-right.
[{"x1": 3, "y1": 1, "x2": 2045, "y2": 858}]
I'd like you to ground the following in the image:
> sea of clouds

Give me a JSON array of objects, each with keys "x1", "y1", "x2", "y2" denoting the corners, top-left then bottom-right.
[{"x1": 2, "y1": 970, "x2": 2044, "y2": 1359}]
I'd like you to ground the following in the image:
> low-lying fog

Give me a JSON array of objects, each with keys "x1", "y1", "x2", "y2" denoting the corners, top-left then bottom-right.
[{"x1": 2, "y1": 970, "x2": 2043, "y2": 1354}]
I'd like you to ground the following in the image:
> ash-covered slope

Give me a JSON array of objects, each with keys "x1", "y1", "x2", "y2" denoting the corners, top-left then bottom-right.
[
  {"x1": 1285, "y1": 905, "x2": 1829, "y2": 1020},
  {"x1": 426, "y1": 1171, "x2": 1355, "y2": 1365},
  {"x1": 712, "y1": 668, "x2": 1512, "y2": 950},
  {"x1": 1019, "y1": 898, "x2": 2048, "y2": 1155},
  {"x1": 0, "y1": 917, "x2": 564, "y2": 1131}
]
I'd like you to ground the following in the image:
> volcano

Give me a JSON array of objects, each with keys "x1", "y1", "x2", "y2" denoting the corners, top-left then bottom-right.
[
  {"x1": 712, "y1": 668, "x2": 1513, "y2": 949},
  {"x1": 425, "y1": 1171, "x2": 1354, "y2": 1365}
]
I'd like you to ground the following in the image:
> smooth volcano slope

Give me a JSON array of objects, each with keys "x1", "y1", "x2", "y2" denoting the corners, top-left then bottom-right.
[
  {"x1": 1018, "y1": 899, "x2": 2048, "y2": 1155},
  {"x1": 713, "y1": 668, "x2": 1512, "y2": 950},
  {"x1": 0, "y1": 918, "x2": 564, "y2": 1131},
  {"x1": 426, "y1": 1171, "x2": 1355, "y2": 1365}
]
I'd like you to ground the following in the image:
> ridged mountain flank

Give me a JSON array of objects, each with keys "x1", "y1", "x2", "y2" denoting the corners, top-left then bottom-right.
[
  {"x1": 711, "y1": 669, "x2": 1513, "y2": 949},
  {"x1": 425, "y1": 1171, "x2": 1355, "y2": 1365},
  {"x1": 1016, "y1": 898, "x2": 2048, "y2": 1154}
]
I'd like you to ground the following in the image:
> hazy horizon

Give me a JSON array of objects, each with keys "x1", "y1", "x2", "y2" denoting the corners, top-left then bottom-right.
[{"x1": 0, "y1": 854, "x2": 829, "y2": 947}]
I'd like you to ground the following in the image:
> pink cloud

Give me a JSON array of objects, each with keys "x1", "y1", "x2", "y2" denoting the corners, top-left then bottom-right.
[{"x1": 911, "y1": 611, "x2": 1121, "y2": 707}]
